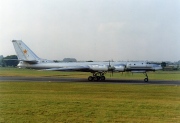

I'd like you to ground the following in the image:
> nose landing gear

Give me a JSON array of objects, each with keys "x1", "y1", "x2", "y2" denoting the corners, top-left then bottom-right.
[{"x1": 143, "y1": 72, "x2": 149, "y2": 82}]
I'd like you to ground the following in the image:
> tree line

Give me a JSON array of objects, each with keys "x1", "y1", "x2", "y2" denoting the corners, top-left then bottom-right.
[{"x1": 0, "y1": 55, "x2": 18, "y2": 67}]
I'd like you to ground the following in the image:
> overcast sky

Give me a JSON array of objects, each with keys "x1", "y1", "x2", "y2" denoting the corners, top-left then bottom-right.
[{"x1": 0, "y1": 0, "x2": 180, "y2": 61}]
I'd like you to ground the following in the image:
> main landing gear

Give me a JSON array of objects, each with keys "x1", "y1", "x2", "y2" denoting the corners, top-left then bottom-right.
[
  {"x1": 143, "y1": 72, "x2": 149, "y2": 82},
  {"x1": 88, "y1": 72, "x2": 106, "y2": 81}
]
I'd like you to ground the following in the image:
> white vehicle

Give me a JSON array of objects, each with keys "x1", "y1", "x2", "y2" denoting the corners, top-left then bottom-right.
[{"x1": 12, "y1": 40, "x2": 162, "y2": 82}]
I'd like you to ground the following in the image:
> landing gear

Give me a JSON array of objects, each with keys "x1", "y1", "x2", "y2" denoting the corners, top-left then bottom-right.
[
  {"x1": 88, "y1": 76, "x2": 94, "y2": 81},
  {"x1": 144, "y1": 78, "x2": 148, "y2": 82},
  {"x1": 143, "y1": 73, "x2": 149, "y2": 82},
  {"x1": 88, "y1": 72, "x2": 106, "y2": 81}
]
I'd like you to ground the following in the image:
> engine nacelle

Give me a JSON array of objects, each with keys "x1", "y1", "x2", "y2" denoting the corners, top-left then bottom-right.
[
  {"x1": 114, "y1": 65, "x2": 125, "y2": 72},
  {"x1": 89, "y1": 64, "x2": 108, "y2": 71}
]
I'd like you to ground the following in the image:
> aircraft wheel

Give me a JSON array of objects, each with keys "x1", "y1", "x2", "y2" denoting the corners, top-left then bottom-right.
[
  {"x1": 144, "y1": 78, "x2": 148, "y2": 82},
  {"x1": 100, "y1": 76, "x2": 105, "y2": 81},
  {"x1": 97, "y1": 76, "x2": 100, "y2": 81},
  {"x1": 88, "y1": 76, "x2": 93, "y2": 81},
  {"x1": 94, "y1": 76, "x2": 100, "y2": 81}
]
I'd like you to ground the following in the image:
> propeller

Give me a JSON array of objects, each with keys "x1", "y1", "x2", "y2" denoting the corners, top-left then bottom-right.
[{"x1": 108, "y1": 60, "x2": 115, "y2": 77}]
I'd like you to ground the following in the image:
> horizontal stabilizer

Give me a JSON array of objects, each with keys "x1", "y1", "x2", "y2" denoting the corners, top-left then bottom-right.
[{"x1": 22, "y1": 60, "x2": 38, "y2": 64}]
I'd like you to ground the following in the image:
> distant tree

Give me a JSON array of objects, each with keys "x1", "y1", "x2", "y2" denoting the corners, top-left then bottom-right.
[
  {"x1": 161, "y1": 62, "x2": 166, "y2": 71},
  {"x1": 53, "y1": 60, "x2": 59, "y2": 63},
  {"x1": 0, "y1": 55, "x2": 3, "y2": 66},
  {"x1": 63, "y1": 58, "x2": 77, "y2": 62},
  {"x1": 2, "y1": 55, "x2": 18, "y2": 67},
  {"x1": 177, "y1": 65, "x2": 180, "y2": 70},
  {"x1": 178, "y1": 60, "x2": 180, "y2": 64},
  {"x1": 86, "y1": 60, "x2": 93, "y2": 62}
]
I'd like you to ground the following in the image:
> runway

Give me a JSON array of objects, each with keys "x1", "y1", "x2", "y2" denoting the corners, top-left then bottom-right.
[{"x1": 0, "y1": 76, "x2": 180, "y2": 85}]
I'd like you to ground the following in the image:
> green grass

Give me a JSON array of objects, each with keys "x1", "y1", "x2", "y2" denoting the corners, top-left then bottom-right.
[
  {"x1": 0, "y1": 67, "x2": 90, "y2": 78},
  {"x1": 0, "y1": 82, "x2": 180, "y2": 123},
  {"x1": 0, "y1": 67, "x2": 180, "y2": 81},
  {"x1": 0, "y1": 67, "x2": 180, "y2": 122}
]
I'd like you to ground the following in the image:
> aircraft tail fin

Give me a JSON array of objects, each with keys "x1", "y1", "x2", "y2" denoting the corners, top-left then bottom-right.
[{"x1": 12, "y1": 40, "x2": 40, "y2": 62}]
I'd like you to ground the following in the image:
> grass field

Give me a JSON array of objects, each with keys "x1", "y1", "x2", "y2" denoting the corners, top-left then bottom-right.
[
  {"x1": 0, "y1": 82, "x2": 180, "y2": 123},
  {"x1": 0, "y1": 67, "x2": 180, "y2": 122}
]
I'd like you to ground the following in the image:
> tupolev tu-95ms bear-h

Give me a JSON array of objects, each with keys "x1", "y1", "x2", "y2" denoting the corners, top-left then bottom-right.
[{"x1": 12, "y1": 40, "x2": 162, "y2": 82}]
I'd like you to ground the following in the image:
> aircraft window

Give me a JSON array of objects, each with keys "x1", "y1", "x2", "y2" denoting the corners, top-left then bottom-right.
[
  {"x1": 134, "y1": 64, "x2": 136, "y2": 65},
  {"x1": 142, "y1": 63, "x2": 143, "y2": 64}
]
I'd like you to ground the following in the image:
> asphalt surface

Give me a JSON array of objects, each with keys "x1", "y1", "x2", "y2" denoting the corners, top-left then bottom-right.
[{"x1": 0, "y1": 76, "x2": 180, "y2": 85}]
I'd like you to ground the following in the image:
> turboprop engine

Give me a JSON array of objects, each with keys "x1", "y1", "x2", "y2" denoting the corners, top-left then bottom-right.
[
  {"x1": 114, "y1": 65, "x2": 125, "y2": 72},
  {"x1": 89, "y1": 64, "x2": 125, "y2": 72},
  {"x1": 89, "y1": 64, "x2": 109, "y2": 71}
]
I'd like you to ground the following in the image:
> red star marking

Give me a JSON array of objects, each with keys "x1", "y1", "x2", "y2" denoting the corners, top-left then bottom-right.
[{"x1": 23, "y1": 49, "x2": 27, "y2": 54}]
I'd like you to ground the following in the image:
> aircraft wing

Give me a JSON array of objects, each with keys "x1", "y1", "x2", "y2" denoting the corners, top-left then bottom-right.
[
  {"x1": 42, "y1": 64, "x2": 125, "y2": 72},
  {"x1": 42, "y1": 66, "x2": 91, "y2": 72}
]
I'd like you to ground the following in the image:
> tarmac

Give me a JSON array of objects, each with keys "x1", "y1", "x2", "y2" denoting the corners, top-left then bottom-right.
[{"x1": 0, "y1": 76, "x2": 180, "y2": 85}]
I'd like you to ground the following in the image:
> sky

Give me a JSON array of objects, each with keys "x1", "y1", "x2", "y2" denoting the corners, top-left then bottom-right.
[{"x1": 0, "y1": 0, "x2": 180, "y2": 61}]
